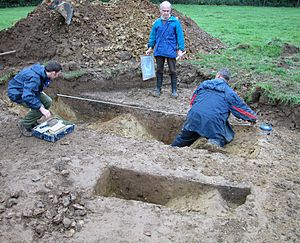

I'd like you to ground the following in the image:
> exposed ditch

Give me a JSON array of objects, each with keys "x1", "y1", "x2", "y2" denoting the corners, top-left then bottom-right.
[
  {"x1": 94, "y1": 166, "x2": 251, "y2": 214},
  {"x1": 54, "y1": 94, "x2": 261, "y2": 157}
]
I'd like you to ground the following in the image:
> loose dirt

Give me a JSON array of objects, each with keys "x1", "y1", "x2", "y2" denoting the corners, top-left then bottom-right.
[{"x1": 0, "y1": 0, "x2": 299, "y2": 242}]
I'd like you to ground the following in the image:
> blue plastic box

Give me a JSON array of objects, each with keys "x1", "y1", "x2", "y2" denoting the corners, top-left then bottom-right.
[{"x1": 32, "y1": 119, "x2": 75, "y2": 142}]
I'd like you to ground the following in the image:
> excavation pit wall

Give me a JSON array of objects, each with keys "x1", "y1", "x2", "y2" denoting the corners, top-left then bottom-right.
[
  {"x1": 94, "y1": 166, "x2": 251, "y2": 214},
  {"x1": 54, "y1": 95, "x2": 261, "y2": 156},
  {"x1": 55, "y1": 95, "x2": 184, "y2": 144}
]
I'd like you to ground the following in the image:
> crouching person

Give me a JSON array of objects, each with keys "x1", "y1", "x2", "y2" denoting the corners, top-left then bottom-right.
[
  {"x1": 8, "y1": 61, "x2": 62, "y2": 136},
  {"x1": 171, "y1": 68, "x2": 257, "y2": 149}
]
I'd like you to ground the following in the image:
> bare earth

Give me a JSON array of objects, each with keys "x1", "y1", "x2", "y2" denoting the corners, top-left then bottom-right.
[{"x1": 0, "y1": 84, "x2": 299, "y2": 242}]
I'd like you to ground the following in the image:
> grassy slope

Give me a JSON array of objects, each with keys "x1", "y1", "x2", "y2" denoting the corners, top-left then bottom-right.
[
  {"x1": 174, "y1": 5, "x2": 300, "y2": 105},
  {"x1": 0, "y1": 7, "x2": 35, "y2": 31}
]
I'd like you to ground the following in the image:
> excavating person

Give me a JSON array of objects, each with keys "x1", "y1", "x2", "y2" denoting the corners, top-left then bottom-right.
[
  {"x1": 171, "y1": 68, "x2": 257, "y2": 149},
  {"x1": 46, "y1": 0, "x2": 73, "y2": 25}
]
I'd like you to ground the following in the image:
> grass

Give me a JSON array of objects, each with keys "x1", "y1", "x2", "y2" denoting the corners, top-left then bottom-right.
[
  {"x1": 174, "y1": 5, "x2": 300, "y2": 105},
  {"x1": 0, "y1": 6, "x2": 35, "y2": 31}
]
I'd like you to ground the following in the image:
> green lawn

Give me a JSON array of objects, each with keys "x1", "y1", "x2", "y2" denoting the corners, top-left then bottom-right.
[
  {"x1": 174, "y1": 5, "x2": 300, "y2": 105},
  {"x1": 0, "y1": 6, "x2": 35, "y2": 31}
]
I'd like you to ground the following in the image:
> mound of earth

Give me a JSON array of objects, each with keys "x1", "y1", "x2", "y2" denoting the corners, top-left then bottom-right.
[{"x1": 0, "y1": 0, "x2": 224, "y2": 69}]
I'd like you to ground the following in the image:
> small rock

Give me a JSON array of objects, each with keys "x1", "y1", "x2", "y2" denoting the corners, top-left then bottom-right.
[
  {"x1": 73, "y1": 204, "x2": 85, "y2": 210},
  {"x1": 35, "y1": 201, "x2": 45, "y2": 208},
  {"x1": 64, "y1": 228, "x2": 75, "y2": 238},
  {"x1": 63, "y1": 217, "x2": 72, "y2": 229},
  {"x1": 45, "y1": 181, "x2": 54, "y2": 189},
  {"x1": 144, "y1": 231, "x2": 151, "y2": 237},
  {"x1": 74, "y1": 209, "x2": 87, "y2": 217},
  {"x1": 5, "y1": 198, "x2": 18, "y2": 208},
  {"x1": 5, "y1": 212, "x2": 15, "y2": 219},
  {"x1": 22, "y1": 208, "x2": 33, "y2": 218},
  {"x1": 62, "y1": 196, "x2": 71, "y2": 207},
  {"x1": 60, "y1": 141, "x2": 70, "y2": 145},
  {"x1": 0, "y1": 205, "x2": 5, "y2": 214},
  {"x1": 52, "y1": 195, "x2": 58, "y2": 204},
  {"x1": 70, "y1": 192, "x2": 77, "y2": 202},
  {"x1": 53, "y1": 213, "x2": 63, "y2": 224},
  {"x1": 31, "y1": 175, "x2": 41, "y2": 182},
  {"x1": 10, "y1": 191, "x2": 20, "y2": 199},
  {"x1": 35, "y1": 223, "x2": 47, "y2": 236},
  {"x1": 0, "y1": 193, "x2": 5, "y2": 203},
  {"x1": 45, "y1": 209, "x2": 56, "y2": 219},
  {"x1": 70, "y1": 221, "x2": 77, "y2": 228},
  {"x1": 75, "y1": 220, "x2": 84, "y2": 231},
  {"x1": 61, "y1": 170, "x2": 70, "y2": 177},
  {"x1": 33, "y1": 208, "x2": 45, "y2": 216}
]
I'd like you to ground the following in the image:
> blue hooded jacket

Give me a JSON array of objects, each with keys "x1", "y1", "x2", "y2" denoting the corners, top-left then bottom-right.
[
  {"x1": 184, "y1": 78, "x2": 257, "y2": 144},
  {"x1": 8, "y1": 64, "x2": 51, "y2": 110},
  {"x1": 148, "y1": 16, "x2": 185, "y2": 59}
]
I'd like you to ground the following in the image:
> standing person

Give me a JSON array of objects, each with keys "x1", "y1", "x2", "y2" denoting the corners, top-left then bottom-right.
[
  {"x1": 171, "y1": 68, "x2": 257, "y2": 148},
  {"x1": 146, "y1": 1, "x2": 185, "y2": 98},
  {"x1": 8, "y1": 61, "x2": 62, "y2": 137}
]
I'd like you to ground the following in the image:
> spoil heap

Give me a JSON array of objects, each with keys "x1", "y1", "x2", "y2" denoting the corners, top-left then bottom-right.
[{"x1": 0, "y1": 0, "x2": 224, "y2": 69}]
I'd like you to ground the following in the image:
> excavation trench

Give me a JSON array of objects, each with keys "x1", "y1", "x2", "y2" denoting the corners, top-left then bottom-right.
[
  {"x1": 94, "y1": 166, "x2": 251, "y2": 213},
  {"x1": 54, "y1": 94, "x2": 184, "y2": 144},
  {"x1": 54, "y1": 94, "x2": 261, "y2": 156}
]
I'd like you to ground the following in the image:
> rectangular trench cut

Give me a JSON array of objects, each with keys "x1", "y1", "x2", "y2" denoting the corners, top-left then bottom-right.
[{"x1": 94, "y1": 166, "x2": 251, "y2": 211}]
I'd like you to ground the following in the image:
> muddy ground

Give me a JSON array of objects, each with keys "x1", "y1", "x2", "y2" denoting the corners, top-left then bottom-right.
[{"x1": 0, "y1": 76, "x2": 299, "y2": 242}]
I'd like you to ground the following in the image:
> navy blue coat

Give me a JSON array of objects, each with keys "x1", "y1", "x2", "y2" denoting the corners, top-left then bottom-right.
[
  {"x1": 147, "y1": 16, "x2": 185, "y2": 59},
  {"x1": 8, "y1": 64, "x2": 51, "y2": 110},
  {"x1": 184, "y1": 78, "x2": 257, "y2": 144}
]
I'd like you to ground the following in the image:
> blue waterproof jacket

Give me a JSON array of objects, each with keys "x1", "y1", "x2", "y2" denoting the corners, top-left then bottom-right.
[
  {"x1": 148, "y1": 16, "x2": 185, "y2": 59},
  {"x1": 184, "y1": 78, "x2": 257, "y2": 144},
  {"x1": 8, "y1": 64, "x2": 51, "y2": 110}
]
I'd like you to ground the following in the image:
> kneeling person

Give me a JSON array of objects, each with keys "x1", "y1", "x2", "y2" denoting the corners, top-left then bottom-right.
[{"x1": 171, "y1": 68, "x2": 257, "y2": 148}]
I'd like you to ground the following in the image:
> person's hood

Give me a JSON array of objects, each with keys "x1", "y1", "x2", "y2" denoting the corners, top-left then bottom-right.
[
  {"x1": 201, "y1": 78, "x2": 228, "y2": 92},
  {"x1": 30, "y1": 63, "x2": 47, "y2": 79},
  {"x1": 30, "y1": 63, "x2": 51, "y2": 88}
]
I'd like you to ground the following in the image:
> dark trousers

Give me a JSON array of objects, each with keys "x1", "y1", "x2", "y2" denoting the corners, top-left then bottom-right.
[
  {"x1": 21, "y1": 92, "x2": 52, "y2": 129},
  {"x1": 155, "y1": 56, "x2": 176, "y2": 75},
  {"x1": 171, "y1": 129, "x2": 200, "y2": 147},
  {"x1": 171, "y1": 128, "x2": 225, "y2": 147}
]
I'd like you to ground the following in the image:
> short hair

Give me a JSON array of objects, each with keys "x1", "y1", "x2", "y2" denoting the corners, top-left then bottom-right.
[
  {"x1": 45, "y1": 61, "x2": 62, "y2": 72},
  {"x1": 218, "y1": 68, "x2": 231, "y2": 81},
  {"x1": 160, "y1": 1, "x2": 171, "y2": 10}
]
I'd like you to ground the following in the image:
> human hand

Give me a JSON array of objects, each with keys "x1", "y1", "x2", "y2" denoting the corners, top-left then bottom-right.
[
  {"x1": 145, "y1": 48, "x2": 152, "y2": 56},
  {"x1": 39, "y1": 106, "x2": 52, "y2": 119},
  {"x1": 176, "y1": 50, "x2": 186, "y2": 60}
]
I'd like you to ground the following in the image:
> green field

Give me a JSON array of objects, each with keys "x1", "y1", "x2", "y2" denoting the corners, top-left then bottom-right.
[
  {"x1": 0, "y1": 7, "x2": 34, "y2": 31},
  {"x1": 1, "y1": 5, "x2": 299, "y2": 104},
  {"x1": 174, "y1": 5, "x2": 300, "y2": 105}
]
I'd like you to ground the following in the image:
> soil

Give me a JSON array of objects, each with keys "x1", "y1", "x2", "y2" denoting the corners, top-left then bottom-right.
[{"x1": 0, "y1": 0, "x2": 299, "y2": 242}]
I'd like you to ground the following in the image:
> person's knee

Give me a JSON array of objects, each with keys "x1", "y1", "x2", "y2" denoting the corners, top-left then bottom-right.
[{"x1": 43, "y1": 97, "x2": 52, "y2": 109}]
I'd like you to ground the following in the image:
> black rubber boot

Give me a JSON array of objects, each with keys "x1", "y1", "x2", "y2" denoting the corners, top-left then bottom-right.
[
  {"x1": 155, "y1": 73, "x2": 163, "y2": 97},
  {"x1": 170, "y1": 74, "x2": 178, "y2": 98}
]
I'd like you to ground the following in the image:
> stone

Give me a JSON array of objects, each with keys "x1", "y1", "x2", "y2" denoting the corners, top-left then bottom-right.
[
  {"x1": 63, "y1": 217, "x2": 72, "y2": 229},
  {"x1": 22, "y1": 208, "x2": 33, "y2": 218},
  {"x1": 64, "y1": 229, "x2": 76, "y2": 238},
  {"x1": 5, "y1": 198, "x2": 18, "y2": 208}
]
